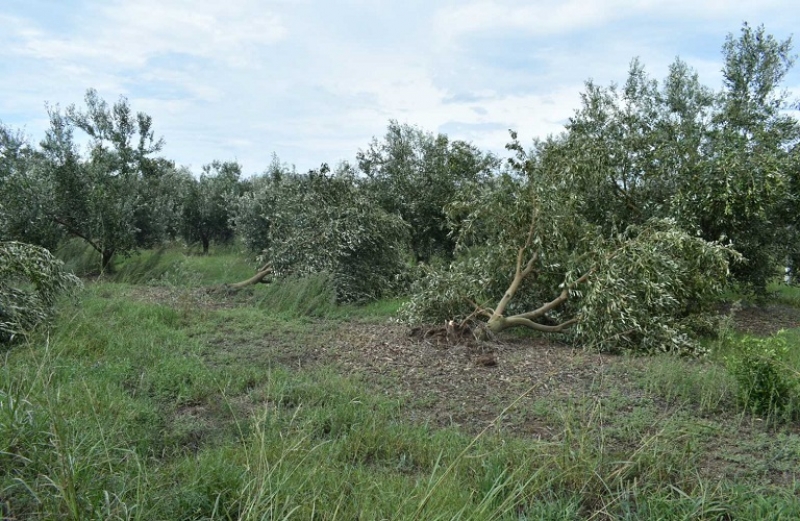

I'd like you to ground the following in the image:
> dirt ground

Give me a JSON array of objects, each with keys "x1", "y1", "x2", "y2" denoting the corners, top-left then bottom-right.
[
  {"x1": 728, "y1": 302, "x2": 800, "y2": 335},
  {"x1": 312, "y1": 302, "x2": 800, "y2": 431},
  {"x1": 127, "y1": 284, "x2": 800, "y2": 438}
]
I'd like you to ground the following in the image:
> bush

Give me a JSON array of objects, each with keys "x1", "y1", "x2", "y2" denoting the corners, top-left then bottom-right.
[
  {"x1": 725, "y1": 333, "x2": 798, "y2": 419},
  {"x1": 0, "y1": 241, "x2": 81, "y2": 343}
]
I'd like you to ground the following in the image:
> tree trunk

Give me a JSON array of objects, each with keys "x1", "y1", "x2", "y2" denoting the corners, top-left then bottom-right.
[
  {"x1": 475, "y1": 222, "x2": 591, "y2": 337},
  {"x1": 101, "y1": 249, "x2": 115, "y2": 272},
  {"x1": 486, "y1": 313, "x2": 578, "y2": 335},
  {"x1": 230, "y1": 266, "x2": 273, "y2": 288},
  {"x1": 201, "y1": 235, "x2": 210, "y2": 255}
]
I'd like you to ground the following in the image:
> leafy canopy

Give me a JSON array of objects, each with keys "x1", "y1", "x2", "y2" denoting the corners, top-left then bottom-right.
[
  {"x1": 40, "y1": 89, "x2": 170, "y2": 270},
  {"x1": 358, "y1": 121, "x2": 497, "y2": 262},
  {"x1": 233, "y1": 162, "x2": 410, "y2": 303},
  {"x1": 562, "y1": 23, "x2": 800, "y2": 292},
  {"x1": 401, "y1": 132, "x2": 737, "y2": 354},
  {"x1": 181, "y1": 160, "x2": 243, "y2": 253}
]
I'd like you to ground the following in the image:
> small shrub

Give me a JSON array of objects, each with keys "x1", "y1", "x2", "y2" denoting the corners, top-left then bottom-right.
[
  {"x1": 726, "y1": 332, "x2": 798, "y2": 419},
  {"x1": 1, "y1": 241, "x2": 82, "y2": 343}
]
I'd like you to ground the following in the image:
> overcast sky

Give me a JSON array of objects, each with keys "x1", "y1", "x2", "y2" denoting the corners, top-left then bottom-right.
[{"x1": 1, "y1": 1, "x2": 798, "y2": 175}]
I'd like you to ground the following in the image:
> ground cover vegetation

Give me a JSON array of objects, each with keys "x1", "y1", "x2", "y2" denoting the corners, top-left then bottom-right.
[{"x1": 2, "y1": 23, "x2": 800, "y2": 519}]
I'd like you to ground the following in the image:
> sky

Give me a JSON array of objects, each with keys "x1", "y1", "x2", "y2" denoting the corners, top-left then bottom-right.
[{"x1": 1, "y1": 1, "x2": 799, "y2": 175}]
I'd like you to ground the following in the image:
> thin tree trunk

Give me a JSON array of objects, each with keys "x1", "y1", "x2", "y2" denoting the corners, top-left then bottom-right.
[
  {"x1": 100, "y1": 249, "x2": 115, "y2": 272},
  {"x1": 230, "y1": 266, "x2": 273, "y2": 288}
]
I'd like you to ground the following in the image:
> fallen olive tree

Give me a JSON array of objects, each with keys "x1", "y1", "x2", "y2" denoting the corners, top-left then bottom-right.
[
  {"x1": 231, "y1": 163, "x2": 410, "y2": 302},
  {"x1": 400, "y1": 135, "x2": 737, "y2": 354}
]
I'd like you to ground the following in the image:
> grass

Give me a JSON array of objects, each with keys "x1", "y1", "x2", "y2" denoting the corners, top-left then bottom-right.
[
  {"x1": 3, "y1": 247, "x2": 800, "y2": 518},
  {"x1": 770, "y1": 281, "x2": 800, "y2": 308}
]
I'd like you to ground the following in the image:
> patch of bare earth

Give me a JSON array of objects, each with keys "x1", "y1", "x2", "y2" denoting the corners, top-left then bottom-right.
[
  {"x1": 117, "y1": 284, "x2": 261, "y2": 311},
  {"x1": 733, "y1": 303, "x2": 800, "y2": 335},
  {"x1": 318, "y1": 323, "x2": 630, "y2": 437},
  {"x1": 119, "y1": 285, "x2": 800, "y2": 438}
]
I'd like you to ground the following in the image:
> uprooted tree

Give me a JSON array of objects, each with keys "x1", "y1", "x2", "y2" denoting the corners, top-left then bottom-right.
[
  {"x1": 231, "y1": 162, "x2": 410, "y2": 303},
  {"x1": 402, "y1": 24, "x2": 800, "y2": 352},
  {"x1": 400, "y1": 134, "x2": 737, "y2": 354}
]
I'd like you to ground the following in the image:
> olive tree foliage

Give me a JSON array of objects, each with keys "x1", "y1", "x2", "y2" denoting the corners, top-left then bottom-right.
[
  {"x1": 0, "y1": 241, "x2": 81, "y2": 344},
  {"x1": 709, "y1": 24, "x2": 800, "y2": 288},
  {"x1": 135, "y1": 157, "x2": 189, "y2": 248},
  {"x1": 559, "y1": 58, "x2": 714, "y2": 230},
  {"x1": 232, "y1": 162, "x2": 409, "y2": 302},
  {"x1": 40, "y1": 89, "x2": 170, "y2": 271},
  {"x1": 0, "y1": 123, "x2": 63, "y2": 249},
  {"x1": 401, "y1": 135, "x2": 736, "y2": 354},
  {"x1": 181, "y1": 160, "x2": 242, "y2": 254},
  {"x1": 230, "y1": 154, "x2": 294, "y2": 255},
  {"x1": 357, "y1": 121, "x2": 498, "y2": 262},
  {"x1": 563, "y1": 23, "x2": 800, "y2": 292}
]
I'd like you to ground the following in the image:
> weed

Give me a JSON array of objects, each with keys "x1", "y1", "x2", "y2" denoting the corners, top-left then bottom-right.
[{"x1": 725, "y1": 332, "x2": 799, "y2": 420}]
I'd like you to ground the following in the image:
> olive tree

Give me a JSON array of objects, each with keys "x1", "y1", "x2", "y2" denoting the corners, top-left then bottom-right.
[
  {"x1": 703, "y1": 23, "x2": 800, "y2": 289},
  {"x1": 358, "y1": 121, "x2": 497, "y2": 262},
  {"x1": 0, "y1": 123, "x2": 63, "y2": 249},
  {"x1": 233, "y1": 163, "x2": 409, "y2": 302},
  {"x1": 40, "y1": 89, "x2": 167, "y2": 271},
  {"x1": 401, "y1": 134, "x2": 736, "y2": 354},
  {"x1": 135, "y1": 157, "x2": 189, "y2": 248},
  {"x1": 229, "y1": 154, "x2": 295, "y2": 256},
  {"x1": 181, "y1": 160, "x2": 242, "y2": 254},
  {"x1": 1, "y1": 241, "x2": 81, "y2": 344},
  {"x1": 563, "y1": 24, "x2": 800, "y2": 292}
]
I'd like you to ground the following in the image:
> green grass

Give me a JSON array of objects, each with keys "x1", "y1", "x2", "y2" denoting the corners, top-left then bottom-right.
[
  {"x1": 4, "y1": 250, "x2": 800, "y2": 519},
  {"x1": 769, "y1": 281, "x2": 800, "y2": 307}
]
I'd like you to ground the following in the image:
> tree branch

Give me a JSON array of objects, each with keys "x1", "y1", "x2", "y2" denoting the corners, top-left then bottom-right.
[
  {"x1": 230, "y1": 266, "x2": 273, "y2": 288},
  {"x1": 611, "y1": 182, "x2": 643, "y2": 217},
  {"x1": 464, "y1": 298, "x2": 494, "y2": 319},
  {"x1": 490, "y1": 248, "x2": 539, "y2": 323},
  {"x1": 52, "y1": 217, "x2": 102, "y2": 253},
  {"x1": 517, "y1": 269, "x2": 593, "y2": 320},
  {"x1": 494, "y1": 315, "x2": 579, "y2": 333}
]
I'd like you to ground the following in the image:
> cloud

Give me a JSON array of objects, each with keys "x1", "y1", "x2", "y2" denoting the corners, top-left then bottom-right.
[
  {"x1": 433, "y1": 0, "x2": 614, "y2": 44},
  {"x1": 8, "y1": 0, "x2": 288, "y2": 68},
  {"x1": 433, "y1": 0, "x2": 790, "y2": 45},
  {"x1": 0, "y1": 1, "x2": 797, "y2": 174}
]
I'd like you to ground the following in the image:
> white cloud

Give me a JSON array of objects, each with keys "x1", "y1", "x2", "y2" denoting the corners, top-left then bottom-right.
[
  {"x1": 433, "y1": 0, "x2": 614, "y2": 44},
  {"x1": 433, "y1": 0, "x2": 790, "y2": 45},
  {"x1": 9, "y1": 0, "x2": 288, "y2": 68},
  {"x1": 0, "y1": 0, "x2": 798, "y2": 173}
]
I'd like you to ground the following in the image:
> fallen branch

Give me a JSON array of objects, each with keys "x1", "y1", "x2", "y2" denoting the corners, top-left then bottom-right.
[{"x1": 230, "y1": 266, "x2": 273, "y2": 288}]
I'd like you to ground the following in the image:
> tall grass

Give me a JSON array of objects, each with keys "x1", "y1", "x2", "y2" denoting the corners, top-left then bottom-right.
[
  {"x1": 5, "y1": 325, "x2": 799, "y2": 519},
  {"x1": 5, "y1": 248, "x2": 800, "y2": 518}
]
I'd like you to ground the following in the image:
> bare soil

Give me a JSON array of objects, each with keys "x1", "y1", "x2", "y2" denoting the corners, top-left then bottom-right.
[
  {"x1": 729, "y1": 302, "x2": 800, "y2": 335},
  {"x1": 323, "y1": 322, "x2": 619, "y2": 435}
]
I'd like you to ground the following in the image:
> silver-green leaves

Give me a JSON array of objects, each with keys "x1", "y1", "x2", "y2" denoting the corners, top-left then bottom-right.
[{"x1": 0, "y1": 242, "x2": 81, "y2": 343}]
